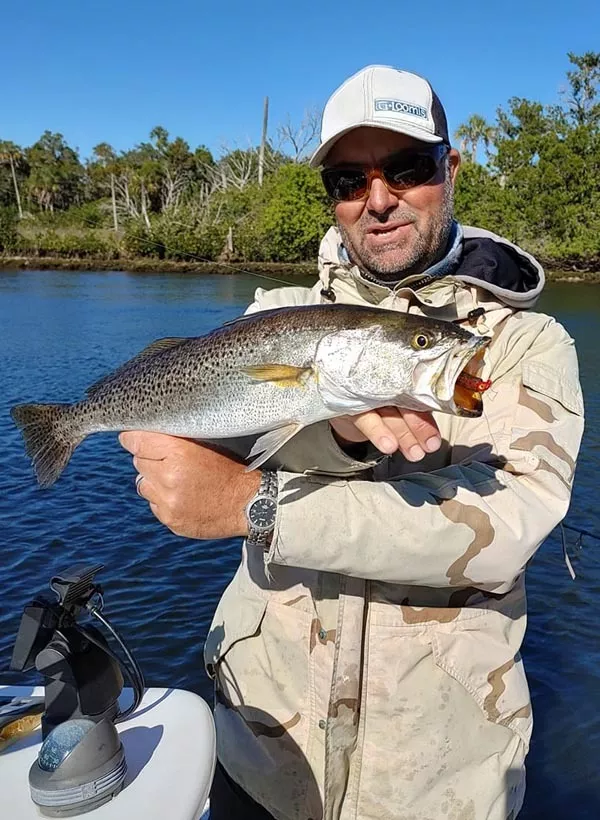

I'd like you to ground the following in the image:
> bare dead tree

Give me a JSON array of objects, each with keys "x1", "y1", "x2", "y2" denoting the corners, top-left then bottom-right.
[
  {"x1": 110, "y1": 173, "x2": 118, "y2": 232},
  {"x1": 220, "y1": 148, "x2": 258, "y2": 190},
  {"x1": 258, "y1": 96, "x2": 269, "y2": 186},
  {"x1": 195, "y1": 144, "x2": 260, "y2": 192},
  {"x1": 113, "y1": 174, "x2": 139, "y2": 220},
  {"x1": 275, "y1": 107, "x2": 320, "y2": 162},
  {"x1": 160, "y1": 167, "x2": 191, "y2": 212},
  {"x1": 140, "y1": 181, "x2": 151, "y2": 229}
]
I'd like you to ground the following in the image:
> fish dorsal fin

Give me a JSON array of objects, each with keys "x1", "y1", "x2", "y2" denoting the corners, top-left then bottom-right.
[{"x1": 86, "y1": 337, "x2": 187, "y2": 396}]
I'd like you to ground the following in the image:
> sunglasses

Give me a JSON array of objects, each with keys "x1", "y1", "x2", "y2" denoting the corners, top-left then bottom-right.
[{"x1": 321, "y1": 144, "x2": 449, "y2": 203}]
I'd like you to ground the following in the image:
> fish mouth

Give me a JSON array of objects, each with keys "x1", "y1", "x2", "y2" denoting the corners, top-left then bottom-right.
[
  {"x1": 450, "y1": 338, "x2": 491, "y2": 416},
  {"x1": 428, "y1": 335, "x2": 491, "y2": 417},
  {"x1": 410, "y1": 334, "x2": 491, "y2": 416}
]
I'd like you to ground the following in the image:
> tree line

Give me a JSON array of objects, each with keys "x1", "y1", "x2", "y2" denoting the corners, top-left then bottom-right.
[{"x1": 0, "y1": 52, "x2": 598, "y2": 270}]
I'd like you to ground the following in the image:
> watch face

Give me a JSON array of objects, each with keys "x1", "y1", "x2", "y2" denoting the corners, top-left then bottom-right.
[{"x1": 248, "y1": 497, "x2": 277, "y2": 531}]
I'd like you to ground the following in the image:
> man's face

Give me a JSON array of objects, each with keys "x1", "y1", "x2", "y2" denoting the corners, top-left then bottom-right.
[{"x1": 324, "y1": 127, "x2": 461, "y2": 281}]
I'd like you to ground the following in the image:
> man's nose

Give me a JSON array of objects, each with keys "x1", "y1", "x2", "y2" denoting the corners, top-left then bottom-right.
[{"x1": 365, "y1": 175, "x2": 399, "y2": 214}]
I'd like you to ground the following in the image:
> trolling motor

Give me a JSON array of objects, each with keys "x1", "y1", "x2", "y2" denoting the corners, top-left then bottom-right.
[{"x1": 10, "y1": 564, "x2": 145, "y2": 816}]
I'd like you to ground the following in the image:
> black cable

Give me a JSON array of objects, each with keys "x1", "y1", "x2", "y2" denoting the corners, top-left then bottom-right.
[
  {"x1": 78, "y1": 605, "x2": 146, "y2": 722},
  {"x1": 76, "y1": 620, "x2": 143, "y2": 722},
  {"x1": 88, "y1": 606, "x2": 145, "y2": 721}
]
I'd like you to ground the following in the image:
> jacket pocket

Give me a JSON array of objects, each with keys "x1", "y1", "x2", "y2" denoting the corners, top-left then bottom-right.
[
  {"x1": 431, "y1": 622, "x2": 533, "y2": 748},
  {"x1": 521, "y1": 359, "x2": 583, "y2": 416}
]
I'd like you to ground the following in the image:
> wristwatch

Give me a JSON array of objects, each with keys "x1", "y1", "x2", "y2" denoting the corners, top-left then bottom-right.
[{"x1": 245, "y1": 471, "x2": 278, "y2": 547}]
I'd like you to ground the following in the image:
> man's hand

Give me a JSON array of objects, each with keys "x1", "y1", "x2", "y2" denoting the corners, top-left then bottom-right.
[
  {"x1": 119, "y1": 432, "x2": 261, "y2": 539},
  {"x1": 330, "y1": 408, "x2": 441, "y2": 462}
]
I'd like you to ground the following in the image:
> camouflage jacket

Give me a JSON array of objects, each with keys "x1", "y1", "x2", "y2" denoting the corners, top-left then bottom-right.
[{"x1": 204, "y1": 225, "x2": 584, "y2": 820}]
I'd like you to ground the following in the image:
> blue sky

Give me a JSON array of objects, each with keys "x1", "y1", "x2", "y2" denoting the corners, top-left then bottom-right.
[{"x1": 3, "y1": 0, "x2": 598, "y2": 161}]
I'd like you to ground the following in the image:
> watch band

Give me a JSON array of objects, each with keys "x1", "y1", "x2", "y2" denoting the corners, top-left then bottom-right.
[{"x1": 246, "y1": 471, "x2": 278, "y2": 547}]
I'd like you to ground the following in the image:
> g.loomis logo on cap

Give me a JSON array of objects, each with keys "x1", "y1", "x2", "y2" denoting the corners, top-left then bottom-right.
[{"x1": 374, "y1": 99, "x2": 428, "y2": 119}]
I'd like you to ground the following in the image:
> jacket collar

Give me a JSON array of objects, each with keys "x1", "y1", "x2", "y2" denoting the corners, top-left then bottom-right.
[{"x1": 318, "y1": 223, "x2": 545, "y2": 313}]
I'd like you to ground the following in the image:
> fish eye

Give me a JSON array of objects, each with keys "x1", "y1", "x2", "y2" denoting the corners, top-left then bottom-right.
[{"x1": 411, "y1": 332, "x2": 431, "y2": 350}]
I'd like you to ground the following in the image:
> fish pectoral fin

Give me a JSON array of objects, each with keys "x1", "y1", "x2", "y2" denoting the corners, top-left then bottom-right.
[
  {"x1": 86, "y1": 337, "x2": 187, "y2": 396},
  {"x1": 245, "y1": 422, "x2": 304, "y2": 471},
  {"x1": 241, "y1": 363, "x2": 313, "y2": 388}
]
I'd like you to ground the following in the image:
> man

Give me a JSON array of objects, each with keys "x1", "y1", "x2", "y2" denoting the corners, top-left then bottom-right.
[{"x1": 120, "y1": 65, "x2": 584, "y2": 819}]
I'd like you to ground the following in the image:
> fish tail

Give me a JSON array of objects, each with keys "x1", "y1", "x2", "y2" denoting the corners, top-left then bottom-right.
[{"x1": 10, "y1": 403, "x2": 84, "y2": 488}]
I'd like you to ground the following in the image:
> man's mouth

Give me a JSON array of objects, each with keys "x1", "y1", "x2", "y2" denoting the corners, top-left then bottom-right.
[
  {"x1": 367, "y1": 221, "x2": 412, "y2": 235},
  {"x1": 366, "y1": 222, "x2": 413, "y2": 245}
]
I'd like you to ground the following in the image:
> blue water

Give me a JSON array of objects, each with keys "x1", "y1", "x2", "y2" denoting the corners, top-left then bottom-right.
[{"x1": 1, "y1": 270, "x2": 599, "y2": 818}]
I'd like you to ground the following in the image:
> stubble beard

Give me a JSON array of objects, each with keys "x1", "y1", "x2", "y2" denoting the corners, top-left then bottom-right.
[{"x1": 337, "y1": 173, "x2": 455, "y2": 284}]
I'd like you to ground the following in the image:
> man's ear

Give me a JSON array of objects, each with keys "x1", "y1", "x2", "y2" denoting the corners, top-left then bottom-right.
[{"x1": 448, "y1": 148, "x2": 461, "y2": 184}]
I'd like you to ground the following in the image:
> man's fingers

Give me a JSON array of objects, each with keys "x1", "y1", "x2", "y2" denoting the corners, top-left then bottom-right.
[
  {"x1": 336, "y1": 408, "x2": 441, "y2": 462},
  {"x1": 148, "y1": 501, "x2": 162, "y2": 521},
  {"x1": 350, "y1": 411, "x2": 402, "y2": 455},
  {"x1": 379, "y1": 409, "x2": 441, "y2": 454},
  {"x1": 132, "y1": 455, "x2": 164, "y2": 477},
  {"x1": 133, "y1": 473, "x2": 160, "y2": 505},
  {"x1": 119, "y1": 431, "x2": 172, "y2": 459}
]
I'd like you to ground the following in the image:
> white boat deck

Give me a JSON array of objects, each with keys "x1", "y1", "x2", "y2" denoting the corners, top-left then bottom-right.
[{"x1": 0, "y1": 685, "x2": 216, "y2": 820}]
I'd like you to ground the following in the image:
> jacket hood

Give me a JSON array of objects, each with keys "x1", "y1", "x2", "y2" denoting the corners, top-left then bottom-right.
[{"x1": 318, "y1": 223, "x2": 545, "y2": 311}]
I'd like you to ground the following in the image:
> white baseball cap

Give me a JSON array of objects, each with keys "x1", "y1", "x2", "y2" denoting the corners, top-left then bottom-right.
[{"x1": 310, "y1": 64, "x2": 450, "y2": 168}]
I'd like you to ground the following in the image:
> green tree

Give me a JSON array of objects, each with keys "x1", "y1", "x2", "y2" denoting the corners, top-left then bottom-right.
[
  {"x1": 0, "y1": 141, "x2": 25, "y2": 218},
  {"x1": 454, "y1": 114, "x2": 495, "y2": 164},
  {"x1": 88, "y1": 142, "x2": 120, "y2": 229},
  {"x1": 26, "y1": 131, "x2": 84, "y2": 212},
  {"x1": 0, "y1": 207, "x2": 18, "y2": 251},
  {"x1": 254, "y1": 164, "x2": 330, "y2": 262},
  {"x1": 564, "y1": 51, "x2": 600, "y2": 126}
]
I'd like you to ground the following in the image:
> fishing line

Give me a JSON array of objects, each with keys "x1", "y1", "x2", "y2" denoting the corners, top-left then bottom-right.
[{"x1": 559, "y1": 522, "x2": 599, "y2": 580}]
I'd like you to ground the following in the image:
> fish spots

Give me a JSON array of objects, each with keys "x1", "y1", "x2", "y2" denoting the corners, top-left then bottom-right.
[
  {"x1": 518, "y1": 383, "x2": 556, "y2": 423},
  {"x1": 438, "y1": 500, "x2": 495, "y2": 586}
]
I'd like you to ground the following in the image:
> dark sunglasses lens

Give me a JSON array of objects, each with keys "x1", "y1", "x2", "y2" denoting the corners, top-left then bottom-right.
[
  {"x1": 322, "y1": 169, "x2": 367, "y2": 202},
  {"x1": 383, "y1": 153, "x2": 439, "y2": 190}
]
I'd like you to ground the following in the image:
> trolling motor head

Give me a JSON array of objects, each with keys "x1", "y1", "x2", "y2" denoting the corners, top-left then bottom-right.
[
  {"x1": 10, "y1": 564, "x2": 144, "y2": 816},
  {"x1": 10, "y1": 564, "x2": 123, "y2": 736}
]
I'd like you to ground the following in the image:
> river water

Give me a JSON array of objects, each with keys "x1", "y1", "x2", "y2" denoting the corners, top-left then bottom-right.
[{"x1": 0, "y1": 270, "x2": 598, "y2": 818}]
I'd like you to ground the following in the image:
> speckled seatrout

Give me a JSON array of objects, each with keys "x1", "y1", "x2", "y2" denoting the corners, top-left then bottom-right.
[{"x1": 11, "y1": 304, "x2": 490, "y2": 488}]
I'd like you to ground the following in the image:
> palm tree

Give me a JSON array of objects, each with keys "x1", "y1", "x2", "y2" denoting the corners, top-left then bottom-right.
[
  {"x1": 0, "y1": 141, "x2": 24, "y2": 218},
  {"x1": 454, "y1": 115, "x2": 496, "y2": 164}
]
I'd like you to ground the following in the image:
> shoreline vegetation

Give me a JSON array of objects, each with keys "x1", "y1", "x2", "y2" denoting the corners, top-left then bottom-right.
[
  {"x1": 1, "y1": 53, "x2": 598, "y2": 275},
  {"x1": 0, "y1": 255, "x2": 316, "y2": 277},
  {"x1": 1, "y1": 254, "x2": 598, "y2": 283}
]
